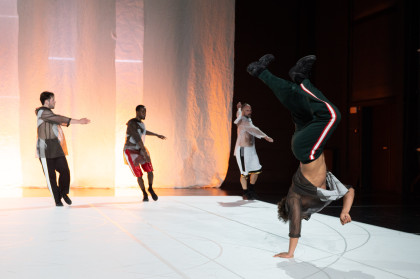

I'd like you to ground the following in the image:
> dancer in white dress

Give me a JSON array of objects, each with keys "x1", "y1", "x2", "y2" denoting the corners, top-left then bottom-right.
[{"x1": 234, "y1": 102, "x2": 273, "y2": 200}]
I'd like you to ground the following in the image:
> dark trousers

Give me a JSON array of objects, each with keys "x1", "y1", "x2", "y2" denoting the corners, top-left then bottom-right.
[
  {"x1": 258, "y1": 70, "x2": 341, "y2": 163},
  {"x1": 39, "y1": 156, "x2": 70, "y2": 203}
]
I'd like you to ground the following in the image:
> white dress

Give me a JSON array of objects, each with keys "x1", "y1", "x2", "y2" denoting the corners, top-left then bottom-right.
[{"x1": 234, "y1": 108, "x2": 268, "y2": 175}]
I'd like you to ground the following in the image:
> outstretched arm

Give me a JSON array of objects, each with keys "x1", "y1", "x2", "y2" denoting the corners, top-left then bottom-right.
[
  {"x1": 243, "y1": 122, "x2": 274, "y2": 142},
  {"x1": 39, "y1": 109, "x2": 73, "y2": 127},
  {"x1": 146, "y1": 130, "x2": 166, "y2": 140},
  {"x1": 264, "y1": 136, "x2": 274, "y2": 142},
  {"x1": 340, "y1": 187, "x2": 355, "y2": 225},
  {"x1": 70, "y1": 118, "x2": 90, "y2": 125}
]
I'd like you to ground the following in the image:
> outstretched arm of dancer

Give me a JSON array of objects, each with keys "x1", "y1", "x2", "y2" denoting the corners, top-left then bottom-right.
[
  {"x1": 264, "y1": 136, "x2": 274, "y2": 142},
  {"x1": 146, "y1": 130, "x2": 166, "y2": 139},
  {"x1": 241, "y1": 120, "x2": 274, "y2": 142},
  {"x1": 340, "y1": 188, "x2": 355, "y2": 225},
  {"x1": 70, "y1": 118, "x2": 90, "y2": 125},
  {"x1": 40, "y1": 109, "x2": 90, "y2": 126},
  {"x1": 235, "y1": 101, "x2": 274, "y2": 142},
  {"x1": 39, "y1": 109, "x2": 72, "y2": 127}
]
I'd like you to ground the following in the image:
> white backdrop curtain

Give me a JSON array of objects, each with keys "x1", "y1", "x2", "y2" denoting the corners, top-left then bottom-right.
[
  {"x1": 114, "y1": 0, "x2": 145, "y2": 187},
  {"x1": 0, "y1": 0, "x2": 234, "y2": 193},
  {"x1": 143, "y1": 0, "x2": 235, "y2": 187},
  {"x1": 0, "y1": 0, "x2": 21, "y2": 195},
  {"x1": 18, "y1": 0, "x2": 117, "y2": 188}
]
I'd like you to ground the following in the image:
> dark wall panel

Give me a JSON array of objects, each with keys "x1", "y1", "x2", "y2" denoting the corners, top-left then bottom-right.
[
  {"x1": 352, "y1": 10, "x2": 401, "y2": 102},
  {"x1": 229, "y1": 0, "x2": 418, "y2": 195},
  {"x1": 223, "y1": 1, "x2": 302, "y2": 194}
]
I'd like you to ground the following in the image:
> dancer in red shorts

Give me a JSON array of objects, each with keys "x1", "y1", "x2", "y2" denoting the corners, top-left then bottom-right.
[{"x1": 123, "y1": 105, "x2": 166, "y2": 201}]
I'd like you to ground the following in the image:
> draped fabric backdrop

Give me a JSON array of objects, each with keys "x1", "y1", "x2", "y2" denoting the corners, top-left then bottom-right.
[
  {"x1": 114, "y1": 0, "x2": 145, "y2": 187},
  {"x1": 0, "y1": 0, "x2": 21, "y2": 195},
  {"x1": 18, "y1": 0, "x2": 117, "y2": 189},
  {"x1": 0, "y1": 0, "x2": 234, "y2": 195},
  {"x1": 143, "y1": 0, "x2": 235, "y2": 187}
]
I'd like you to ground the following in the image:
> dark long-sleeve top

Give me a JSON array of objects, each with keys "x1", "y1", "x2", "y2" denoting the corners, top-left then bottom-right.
[{"x1": 286, "y1": 167, "x2": 352, "y2": 238}]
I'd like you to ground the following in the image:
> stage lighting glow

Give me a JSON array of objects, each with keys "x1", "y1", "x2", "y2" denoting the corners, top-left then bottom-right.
[
  {"x1": 115, "y1": 59, "x2": 143, "y2": 63},
  {"x1": 48, "y1": 57, "x2": 75, "y2": 61},
  {"x1": 0, "y1": 0, "x2": 234, "y2": 197}
]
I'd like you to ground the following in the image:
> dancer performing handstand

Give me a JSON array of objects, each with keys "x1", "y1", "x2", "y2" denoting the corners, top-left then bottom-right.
[{"x1": 247, "y1": 54, "x2": 355, "y2": 258}]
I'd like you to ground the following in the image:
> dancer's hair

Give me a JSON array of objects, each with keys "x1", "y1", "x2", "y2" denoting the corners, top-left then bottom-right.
[
  {"x1": 40, "y1": 91, "x2": 54, "y2": 105},
  {"x1": 136, "y1": 105, "x2": 145, "y2": 112},
  {"x1": 277, "y1": 197, "x2": 289, "y2": 223}
]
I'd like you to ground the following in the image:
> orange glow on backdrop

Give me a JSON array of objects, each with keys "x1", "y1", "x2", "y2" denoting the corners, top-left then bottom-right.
[
  {"x1": 143, "y1": 0, "x2": 235, "y2": 189},
  {"x1": 0, "y1": 0, "x2": 22, "y2": 197},
  {"x1": 0, "y1": 0, "x2": 235, "y2": 197}
]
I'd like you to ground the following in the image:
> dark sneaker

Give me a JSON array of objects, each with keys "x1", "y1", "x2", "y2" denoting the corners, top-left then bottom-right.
[
  {"x1": 258, "y1": 54, "x2": 275, "y2": 67},
  {"x1": 148, "y1": 189, "x2": 158, "y2": 201},
  {"x1": 143, "y1": 195, "x2": 149, "y2": 202},
  {"x1": 247, "y1": 62, "x2": 266, "y2": 77},
  {"x1": 248, "y1": 190, "x2": 259, "y2": 200},
  {"x1": 242, "y1": 190, "x2": 255, "y2": 200},
  {"x1": 246, "y1": 54, "x2": 275, "y2": 77},
  {"x1": 55, "y1": 201, "x2": 64, "y2": 207},
  {"x1": 62, "y1": 194, "x2": 72, "y2": 205},
  {"x1": 246, "y1": 191, "x2": 255, "y2": 200},
  {"x1": 242, "y1": 190, "x2": 249, "y2": 200},
  {"x1": 288, "y1": 55, "x2": 316, "y2": 83}
]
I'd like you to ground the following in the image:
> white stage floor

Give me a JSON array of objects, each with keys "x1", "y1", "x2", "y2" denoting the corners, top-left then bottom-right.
[{"x1": 1, "y1": 196, "x2": 419, "y2": 279}]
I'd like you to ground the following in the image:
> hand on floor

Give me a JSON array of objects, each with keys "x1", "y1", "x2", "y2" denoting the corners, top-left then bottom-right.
[{"x1": 273, "y1": 252, "x2": 294, "y2": 258}]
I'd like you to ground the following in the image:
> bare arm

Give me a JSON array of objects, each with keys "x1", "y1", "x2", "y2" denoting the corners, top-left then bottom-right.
[
  {"x1": 264, "y1": 136, "x2": 274, "y2": 142},
  {"x1": 274, "y1": 238, "x2": 298, "y2": 258},
  {"x1": 70, "y1": 118, "x2": 90, "y2": 125},
  {"x1": 146, "y1": 130, "x2": 166, "y2": 140},
  {"x1": 340, "y1": 187, "x2": 355, "y2": 225}
]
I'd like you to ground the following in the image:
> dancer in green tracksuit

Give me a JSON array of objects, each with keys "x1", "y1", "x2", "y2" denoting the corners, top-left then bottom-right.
[{"x1": 247, "y1": 55, "x2": 355, "y2": 258}]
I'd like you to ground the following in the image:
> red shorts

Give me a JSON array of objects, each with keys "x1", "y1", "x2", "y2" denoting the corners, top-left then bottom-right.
[{"x1": 124, "y1": 149, "x2": 154, "y2": 177}]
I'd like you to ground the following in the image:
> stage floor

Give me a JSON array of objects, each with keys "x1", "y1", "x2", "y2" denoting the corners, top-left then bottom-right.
[{"x1": 1, "y1": 196, "x2": 419, "y2": 279}]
